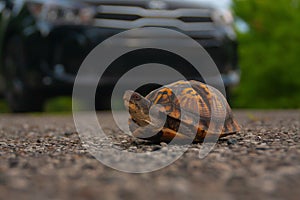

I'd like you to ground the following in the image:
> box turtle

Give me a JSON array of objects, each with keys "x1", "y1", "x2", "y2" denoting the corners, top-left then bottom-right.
[{"x1": 123, "y1": 80, "x2": 240, "y2": 143}]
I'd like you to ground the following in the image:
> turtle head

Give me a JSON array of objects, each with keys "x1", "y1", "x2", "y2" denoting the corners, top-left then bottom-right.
[{"x1": 123, "y1": 90, "x2": 151, "y2": 125}]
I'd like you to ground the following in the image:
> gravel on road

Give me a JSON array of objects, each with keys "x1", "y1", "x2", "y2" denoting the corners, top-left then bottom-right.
[{"x1": 0, "y1": 110, "x2": 299, "y2": 200}]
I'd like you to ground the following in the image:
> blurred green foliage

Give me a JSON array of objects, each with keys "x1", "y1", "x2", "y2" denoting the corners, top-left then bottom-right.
[
  {"x1": 45, "y1": 97, "x2": 72, "y2": 113},
  {"x1": 0, "y1": 100, "x2": 9, "y2": 112},
  {"x1": 0, "y1": 97, "x2": 72, "y2": 113},
  {"x1": 232, "y1": 0, "x2": 300, "y2": 108}
]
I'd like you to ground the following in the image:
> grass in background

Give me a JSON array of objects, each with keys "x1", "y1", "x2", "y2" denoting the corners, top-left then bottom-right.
[
  {"x1": 45, "y1": 97, "x2": 73, "y2": 113},
  {"x1": 0, "y1": 100, "x2": 9, "y2": 113},
  {"x1": 0, "y1": 97, "x2": 73, "y2": 113}
]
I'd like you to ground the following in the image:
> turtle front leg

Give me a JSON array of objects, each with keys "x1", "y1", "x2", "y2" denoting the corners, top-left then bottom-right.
[
  {"x1": 132, "y1": 125, "x2": 163, "y2": 141},
  {"x1": 133, "y1": 126, "x2": 192, "y2": 143}
]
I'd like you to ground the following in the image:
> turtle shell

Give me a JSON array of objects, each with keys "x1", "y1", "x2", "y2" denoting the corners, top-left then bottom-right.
[{"x1": 144, "y1": 80, "x2": 240, "y2": 140}]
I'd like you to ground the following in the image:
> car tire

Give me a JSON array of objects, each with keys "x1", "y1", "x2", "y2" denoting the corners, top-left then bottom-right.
[
  {"x1": 225, "y1": 86, "x2": 232, "y2": 104},
  {"x1": 3, "y1": 35, "x2": 44, "y2": 112},
  {"x1": 95, "y1": 90, "x2": 112, "y2": 110}
]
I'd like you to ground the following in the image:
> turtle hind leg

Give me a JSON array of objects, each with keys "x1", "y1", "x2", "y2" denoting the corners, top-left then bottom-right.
[{"x1": 132, "y1": 125, "x2": 164, "y2": 143}]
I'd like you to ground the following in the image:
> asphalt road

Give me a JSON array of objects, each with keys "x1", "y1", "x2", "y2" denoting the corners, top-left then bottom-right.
[{"x1": 0, "y1": 110, "x2": 299, "y2": 200}]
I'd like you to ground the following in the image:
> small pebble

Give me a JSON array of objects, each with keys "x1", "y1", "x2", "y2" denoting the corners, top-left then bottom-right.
[
  {"x1": 152, "y1": 146, "x2": 161, "y2": 151},
  {"x1": 64, "y1": 132, "x2": 74, "y2": 136},
  {"x1": 160, "y1": 142, "x2": 168, "y2": 147},
  {"x1": 129, "y1": 146, "x2": 137, "y2": 151},
  {"x1": 161, "y1": 147, "x2": 168, "y2": 153},
  {"x1": 227, "y1": 138, "x2": 238, "y2": 145},
  {"x1": 8, "y1": 158, "x2": 19, "y2": 168}
]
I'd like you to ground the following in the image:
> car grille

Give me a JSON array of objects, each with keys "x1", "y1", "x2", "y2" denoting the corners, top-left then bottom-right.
[
  {"x1": 178, "y1": 16, "x2": 213, "y2": 23},
  {"x1": 93, "y1": 5, "x2": 216, "y2": 31},
  {"x1": 95, "y1": 13, "x2": 140, "y2": 21}
]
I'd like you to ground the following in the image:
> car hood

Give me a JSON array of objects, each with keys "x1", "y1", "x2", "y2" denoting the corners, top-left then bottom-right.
[{"x1": 81, "y1": 0, "x2": 232, "y2": 9}]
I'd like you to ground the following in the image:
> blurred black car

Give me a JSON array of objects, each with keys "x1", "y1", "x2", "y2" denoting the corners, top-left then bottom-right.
[{"x1": 0, "y1": 0, "x2": 240, "y2": 112}]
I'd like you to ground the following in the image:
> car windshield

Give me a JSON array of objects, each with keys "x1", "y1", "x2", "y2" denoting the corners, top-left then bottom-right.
[{"x1": 24, "y1": 0, "x2": 232, "y2": 8}]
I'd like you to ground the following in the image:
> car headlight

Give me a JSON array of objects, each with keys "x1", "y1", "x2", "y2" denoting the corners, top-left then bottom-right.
[
  {"x1": 212, "y1": 9, "x2": 234, "y2": 25},
  {"x1": 27, "y1": 1, "x2": 95, "y2": 25}
]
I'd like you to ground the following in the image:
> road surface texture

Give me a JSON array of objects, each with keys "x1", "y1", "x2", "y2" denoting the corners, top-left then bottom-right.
[{"x1": 0, "y1": 110, "x2": 299, "y2": 200}]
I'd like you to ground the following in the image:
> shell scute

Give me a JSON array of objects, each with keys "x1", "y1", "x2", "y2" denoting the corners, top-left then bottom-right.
[{"x1": 145, "y1": 80, "x2": 240, "y2": 135}]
